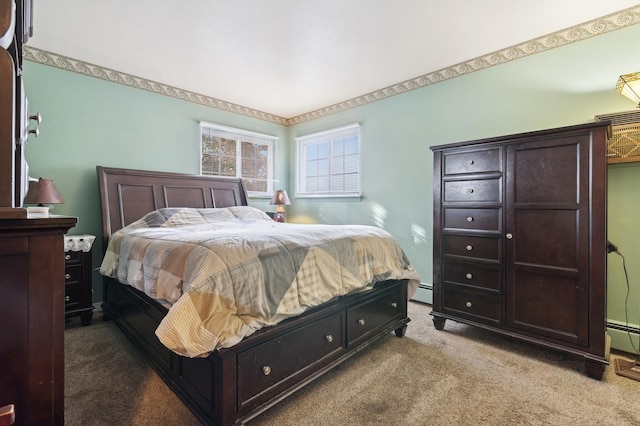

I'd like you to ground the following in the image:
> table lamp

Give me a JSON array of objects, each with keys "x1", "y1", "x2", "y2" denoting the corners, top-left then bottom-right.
[
  {"x1": 269, "y1": 189, "x2": 290, "y2": 222},
  {"x1": 23, "y1": 177, "x2": 64, "y2": 217}
]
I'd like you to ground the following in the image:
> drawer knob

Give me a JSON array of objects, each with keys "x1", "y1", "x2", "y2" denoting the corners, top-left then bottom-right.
[
  {"x1": 465, "y1": 301, "x2": 472, "y2": 308},
  {"x1": 65, "y1": 273, "x2": 71, "y2": 280},
  {"x1": 468, "y1": 160, "x2": 474, "y2": 165},
  {"x1": 467, "y1": 188, "x2": 474, "y2": 194},
  {"x1": 65, "y1": 254, "x2": 71, "y2": 260},
  {"x1": 466, "y1": 216, "x2": 473, "y2": 222},
  {"x1": 325, "y1": 334, "x2": 334, "y2": 343},
  {"x1": 466, "y1": 273, "x2": 473, "y2": 279},
  {"x1": 506, "y1": 233, "x2": 513, "y2": 240},
  {"x1": 358, "y1": 318, "x2": 366, "y2": 326},
  {"x1": 390, "y1": 301, "x2": 398, "y2": 308},
  {"x1": 65, "y1": 295, "x2": 70, "y2": 302},
  {"x1": 466, "y1": 245, "x2": 473, "y2": 251},
  {"x1": 262, "y1": 365, "x2": 271, "y2": 376}
]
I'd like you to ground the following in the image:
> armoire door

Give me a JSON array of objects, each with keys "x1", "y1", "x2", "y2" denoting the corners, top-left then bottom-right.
[{"x1": 505, "y1": 134, "x2": 590, "y2": 346}]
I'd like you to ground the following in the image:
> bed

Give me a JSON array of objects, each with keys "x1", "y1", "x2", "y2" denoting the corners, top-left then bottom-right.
[{"x1": 97, "y1": 166, "x2": 419, "y2": 426}]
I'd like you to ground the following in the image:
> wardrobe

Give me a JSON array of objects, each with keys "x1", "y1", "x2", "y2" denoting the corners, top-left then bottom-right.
[{"x1": 430, "y1": 121, "x2": 611, "y2": 379}]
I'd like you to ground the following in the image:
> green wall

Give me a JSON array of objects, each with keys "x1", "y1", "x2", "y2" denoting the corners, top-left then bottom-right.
[{"x1": 23, "y1": 22, "x2": 640, "y2": 353}]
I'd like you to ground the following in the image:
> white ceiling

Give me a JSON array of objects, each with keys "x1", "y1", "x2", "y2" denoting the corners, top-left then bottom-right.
[{"x1": 29, "y1": 0, "x2": 640, "y2": 119}]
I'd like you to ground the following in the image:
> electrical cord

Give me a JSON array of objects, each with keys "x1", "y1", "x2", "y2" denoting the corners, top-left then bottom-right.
[{"x1": 609, "y1": 243, "x2": 637, "y2": 353}]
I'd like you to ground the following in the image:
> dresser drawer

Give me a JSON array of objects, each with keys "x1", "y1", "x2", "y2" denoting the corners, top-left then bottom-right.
[
  {"x1": 237, "y1": 313, "x2": 343, "y2": 406},
  {"x1": 443, "y1": 207, "x2": 501, "y2": 232},
  {"x1": 443, "y1": 178, "x2": 501, "y2": 203},
  {"x1": 442, "y1": 287, "x2": 502, "y2": 324},
  {"x1": 347, "y1": 285, "x2": 405, "y2": 346},
  {"x1": 443, "y1": 234, "x2": 500, "y2": 261},
  {"x1": 443, "y1": 148, "x2": 502, "y2": 175},
  {"x1": 443, "y1": 260, "x2": 501, "y2": 291}
]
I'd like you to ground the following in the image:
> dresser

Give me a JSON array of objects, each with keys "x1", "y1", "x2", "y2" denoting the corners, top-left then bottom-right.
[
  {"x1": 430, "y1": 121, "x2": 611, "y2": 379},
  {"x1": 64, "y1": 234, "x2": 95, "y2": 325},
  {"x1": 0, "y1": 215, "x2": 76, "y2": 425}
]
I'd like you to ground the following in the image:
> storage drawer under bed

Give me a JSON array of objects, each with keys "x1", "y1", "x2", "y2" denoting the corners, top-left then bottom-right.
[{"x1": 237, "y1": 312, "x2": 344, "y2": 407}]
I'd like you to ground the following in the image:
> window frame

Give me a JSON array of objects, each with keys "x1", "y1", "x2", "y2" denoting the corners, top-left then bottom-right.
[
  {"x1": 295, "y1": 123, "x2": 361, "y2": 199},
  {"x1": 200, "y1": 121, "x2": 277, "y2": 197}
]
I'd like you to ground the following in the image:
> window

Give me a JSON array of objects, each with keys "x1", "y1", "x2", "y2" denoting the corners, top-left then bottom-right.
[
  {"x1": 296, "y1": 124, "x2": 360, "y2": 197},
  {"x1": 200, "y1": 122, "x2": 276, "y2": 196}
]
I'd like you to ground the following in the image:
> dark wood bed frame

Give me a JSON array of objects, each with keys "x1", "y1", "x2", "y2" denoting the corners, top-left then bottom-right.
[{"x1": 97, "y1": 166, "x2": 412, "y2": 426}]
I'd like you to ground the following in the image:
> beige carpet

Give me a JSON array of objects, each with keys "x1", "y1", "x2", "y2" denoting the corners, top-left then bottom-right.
[{"x1": 64, "y1": 302, "x2": 640, "y2": 425}]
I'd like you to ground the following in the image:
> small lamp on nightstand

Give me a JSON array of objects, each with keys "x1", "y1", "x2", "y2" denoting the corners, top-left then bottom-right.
[
  {"x1": 23, "y1": 177, "x2": 64, "y2": 217},
  {"x1": 269, "y1": 189, "x2": 291, "y2": 222}
]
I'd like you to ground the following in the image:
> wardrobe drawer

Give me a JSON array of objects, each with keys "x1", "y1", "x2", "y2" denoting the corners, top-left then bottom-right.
[
  {"x1": 443, "y1": 261, "x2": 501, "y2": 291},
  {"x1": 443, "y1": 207, "x2": 501, "y2": 232},
  {"x1": 443, "y1": 234, "x2": 500, "y2": 261},
  {"x1": 237, "y1": 313, "x2": 343, "y2": 406},
  {"x1": 443, "y1": 178, "x2": 501, "y2": 203},
  {"x1": 443, "y1": 148, "x2": 502, "y2": 175},
  {"x1": 347, "y1": 284, "x2": 405, "y2": 346},
  {"x1": 442, "y1": 287, "x2": 502, "y2": 324}
]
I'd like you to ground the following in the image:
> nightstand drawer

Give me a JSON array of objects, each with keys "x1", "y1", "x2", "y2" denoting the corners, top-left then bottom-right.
[
  {"x1": 65, "y1": 283, "x2": 82, "y2": 308},
  {"x1": 64, "y1": 250, "x2": 82, "y2": 265},
  {"x1": 64, "y1": 264, "x2": 81, "y2": 284}
]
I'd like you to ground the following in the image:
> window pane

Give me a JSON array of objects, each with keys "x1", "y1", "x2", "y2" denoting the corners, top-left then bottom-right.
[
  {"x1": 201, "y1": 123, "x2": 276, "y2": 195},
  {"x1": 306, "y1": 144, "x2": 318, "y2": 160},
  {"x1": 344, "y1": 153, "x2": 358, "y2": 173},
  {"x1": 317, "y1": 142, "x2": 329, "y2": 159},
  {"x1": 317, "y1": 159, "x2": 329, "y2": 176},
  {"x1": 296, "y1": 124, "x2": 360, "y2": 196}
]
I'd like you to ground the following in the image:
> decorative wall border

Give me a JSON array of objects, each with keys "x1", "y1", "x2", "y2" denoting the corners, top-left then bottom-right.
[
  {"x1": 23, "y1": 46, "x2": 290, "y2": 126},
  {"x1": 24, "y1": 5, "x2": 640, "y2": 127}
]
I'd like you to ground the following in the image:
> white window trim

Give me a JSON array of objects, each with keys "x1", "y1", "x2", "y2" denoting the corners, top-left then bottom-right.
[
  {"x1": 295, "y1": 123, "x2": 361, "y2": 199},
  {"x1": 200, "y1": 121, "x2": 278, "y2": 197}
]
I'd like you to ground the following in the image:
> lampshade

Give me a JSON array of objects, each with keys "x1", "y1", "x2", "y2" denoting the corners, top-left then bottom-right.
[
  {"x1": 24, "y1": 178, "x2": 64, "y2": 206},
  {"x1": 616, "y1": 72, "x2": 640, "y2": 107},
  {"x1": 269, "y1": 189, "x2": 291, "y2": 206}
]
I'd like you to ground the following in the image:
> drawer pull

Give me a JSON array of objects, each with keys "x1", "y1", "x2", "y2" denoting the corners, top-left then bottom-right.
[
  {"x1": 466, "y1": 245, "x2": 473, "y2": 251},
  {"x1": 468, "y1": 160, "x2": 474, "y2": 165},
  {"x1": 65, "y1": 295, "x2": 70, "y2": 302},
  {"x1": 65, "y1": 273, "x2": 71, "y2": 280},
  {"x1": 506, "y1": 233, "x2": 513, "y2": 240},
  {"x1": 465, "y1": 301, "x2": 472, "y2": 308},
  {"x1": 467, "y1": 188, "x2": 474, "y2": 194},
  {"x1": 466, "y1": 216, "x2": 473, "y2": 222},
  {"x1": 262, "y1": 365, "x2": 272, "y2": 376},
  {"x1": 357, "y1": 318, "x2": 366, "y2": 326},
  {"x1": 65, "y1": 254, "x2": 71, "y2": 260},
  {"x1": 325, "y1": 334, "x2": 334, "y2": 343},
  {"x1": 466, "y1": 273, "x2": 473, "y2": 279},
  {"x1": 390, "y1": 301, "x2": 398, "y2": 308}
]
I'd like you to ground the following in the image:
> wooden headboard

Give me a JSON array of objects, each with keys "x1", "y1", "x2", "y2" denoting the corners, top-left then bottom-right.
[{"x1": 97, "y1": 166, "x2": 249, "y2": 243}]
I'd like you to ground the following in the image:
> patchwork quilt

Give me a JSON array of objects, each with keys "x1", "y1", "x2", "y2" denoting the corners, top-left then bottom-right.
[{"x1": 100, "y1": 206, "x2": 420, "y2": 357}]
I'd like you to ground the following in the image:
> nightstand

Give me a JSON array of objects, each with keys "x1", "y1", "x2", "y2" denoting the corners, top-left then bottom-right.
[{"x1": 64, "y1": 234, "x2": 95, "y2": 325}]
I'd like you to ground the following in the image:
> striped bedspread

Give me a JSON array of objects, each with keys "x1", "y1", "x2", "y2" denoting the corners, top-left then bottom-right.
[{"x1": 100, "y1": 206, "x2": 420, "y2": 357}]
